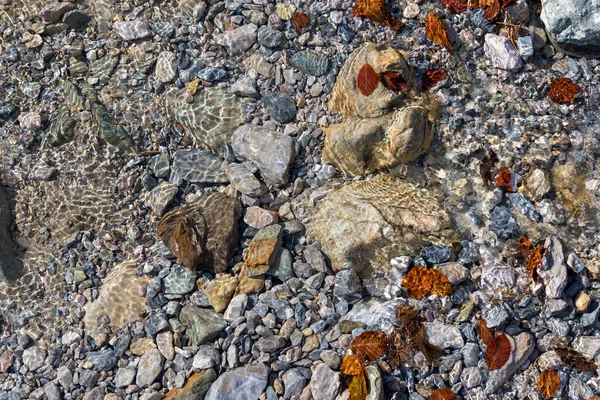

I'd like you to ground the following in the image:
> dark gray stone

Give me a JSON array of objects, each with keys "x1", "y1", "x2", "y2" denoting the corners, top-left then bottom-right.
[
  {"x1": 0, "y1": 185, "x2": 23, "y2": 282},
  {"x1": 257, "y1": 26, "x2": 284, "y2": 48},
  {"x1": 333, "y1": 270, "x2": 362, "y2": 305},
  {"x1": 507, "y1": 193, "x2": 541, "y2": 220},
  {"x1": 420, "y1": 245, "x2": 451, "y2": 264},
  {"x1": 262, "y1": 92, "x2": 297, "y2": 123},
  {"x1": 84, "y1": 349, "x2": 117, "y2": 372},
  {"x1": 488, "y1": 206, "x2": 519, "y2": 239},
  {"x1": 62, "y1": 10, "x2": 91, "y2": 28}
]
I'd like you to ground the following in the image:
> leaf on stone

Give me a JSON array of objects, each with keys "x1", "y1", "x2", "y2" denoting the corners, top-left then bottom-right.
[
  {"x1": 414, "y1": 325, "x2": 442, "y2": 365},
  {"x1": 480, "y1": 149, "x2": 498, "y2": 188},
  {"x1": 441, "y1": 0, "x2": 469, "y2": 13},
  {"x1": 537, "y1": 369, "x2": 561, "y2": 399},
  {"x1": 396, "y1": 305, "x2": 421, "y2": 338},
  {"x1": 555, "y1": 347, "x2": 598, "y2": 372},
  {"x1": 430, "y1": 269, "x2": 454, "y2": 297},
  {"x1": 429, "y1": 388, "x2": 457, "y2": 400},
  {"x1": 547, "y1": 78, "x2": 579, "y2": 104},
  {"x1": 379, "y1": 71, "x2": 408, "y2": 92},
  {"x1": 157, "y1": 210, "x2": 206, "y2": 270},
  {"x1": 518, "y1": 234, "x2": 544, "y2": 282},
  {"x1": 494, "y1": 166, "x2": 514, "y2": 192},
  {"x1": 357, "y1": 63, "x2": 380, "y2": 96},
  {"x1": 348, "y1": 371, "x2": 369, "y2": 400},
  {"x1": 393, "y1": 306, "x2": 441, "y2": 366},
  {"x1": 470, "y1": 0, "x2": 496, "y2": 8},
  {"x1": 352, "y1": 0, "x2": 403, "y2": 30},
  {"x1": 401, "y1": 266, "x2": 453, "y2": 299},
  {"x1": 484, "y1": 0, "x2": 502, "y2": 21},
  {"x1": 387, "y1": 328, "x2": 412, "y2": 370},
  {"x1": 486, "y1": 333, "x2": 511, "y2": 371},
  {"x1": 422, "y1": 68, "x2": 448, "y2": 91},
  {"x1": 425, "y1": 12, "x2": 452, "y2": 52},
  {"x1": 477, "y1": 320, "x2": 495, "y2": 347},
  {"x1": 350, "y1": 331, "x2": 388, "y2": 363},
  {"x1": 293, "y1": 11, "x2": 310, "y2": 33},
  {"x1": 341, "y1": 354, "x2": 365, "y2": 376}
]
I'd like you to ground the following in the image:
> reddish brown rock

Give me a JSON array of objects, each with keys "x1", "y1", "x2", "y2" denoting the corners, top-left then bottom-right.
[
  {"x1": 244, "y1": 224, "x2": 283, "y2": 276},
  {"x1": 164, "y1": 369, "x2": 217, "y2": 400},
  {"x1": 157, "y1": 207, "x2": 207, "y2": 270},
  {"x1": 0, "y1": 350, "x2": 14, "y2": 373}
]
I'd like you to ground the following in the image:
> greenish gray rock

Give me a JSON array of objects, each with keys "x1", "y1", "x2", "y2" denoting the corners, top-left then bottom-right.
[
  {"x1": 289, "y1": 50, "x2": 330, "y2": 76},
  {"x1": 0, "y1": 185, "x2": 23, "y2": 282},
  {"x1": 91, "y1": 102, "x2": 137, "y2": 153},
  {"x1": 163, "y1": 264, "x2": 196, "y2": 295},
  {"x1": 90, "y1": 54, "x2": 119, "y2": 84},
  {"x1": 172, "y1": 149, "x2": 228, "y2": 184},
  {"x1": 41, "y1": 107, "x2": 76, "y2": 148},
  {"x1": 179, "y1": 304, "x2": 227, "y2": 346},
  {"x1": 223, "y1": 163, "x2": 266, "y2": 197}
]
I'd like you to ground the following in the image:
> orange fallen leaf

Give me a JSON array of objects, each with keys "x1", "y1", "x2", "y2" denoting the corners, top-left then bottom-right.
[
  {"x1": 425, "y1": 12, "x2": 452, "y2": 52},
  {"x1": 357, "y1": 63, "x2": 380, "y2": 96},
  {"x1": 402, "y1": 266, "x2": 453, "y2": 299},
  {"x1": 341, "y1": 354, "x2": 364, "y2": 376},
  {"x1": 293, "y1": 11, "x2": 310, "y2": 33},
  {"x1": 379, "y1": 70, "x2": 408, "y2": 92},
  {"x1": 486, "y1": 333, "x2": 511, "y2": 370},
  {"x1": 422, "y1": 68, "x2": 447, "y2": 91},
  {"x1": 537, "y1": 369, "x2": 561, "y2": 399},
  {"x1": 471, "y1": 0, "x2": 496, "y2": 7},
  {"x1": 484, "y1": 0, "x2": 502, "y2": 21},
  {"x1": 547, "y1": 78, "x2": 579, "y2": 104},
  {"x1": 518, "y1": 234, "x2": 544, "y2": 282},
  {"x1": 352, "y1": 0, "x2": 402, "y2": 30},
  {"x1": 348, "y1": 370, "x2": 368, "y2": 400},
  {"x1": 350, "y1": 331, "x2": 388, "y2": 363},
  {"x1": 477, "y1": 320, "x2": 494, "y2": 347},
  {"x1": 494, "y1": 166, "x2": 514, "y2": 192},
  {"x1": 430, "y1": 388, "x2": 456, "y2": 400}
]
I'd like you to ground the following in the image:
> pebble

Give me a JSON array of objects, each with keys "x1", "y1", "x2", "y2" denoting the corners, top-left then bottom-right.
[
  {"x1": 179, "y1": 304, "x2": 227, "y2": 346},
  {"x1": 262, "y1": 92, "x2": 297, "y2": 123},
  {"x1": 163, "y1": 264, "x2": 197, "y2": 295},
  {"x1": 136, "y1": 349, "x2": 164, "y2": 387},
  {"x1": 311, "y1": 363, "x2": 340, "y2": 400},
  {"x1": 290, "y1": 50, "x2": 330, "y2": 76},
  {"x1": 113, "y1": 21, "x2": 152, "y2": 41},
  {"x1": 424, "y1": 323, "x2": 465, "y2": 349},
  {"x1": 193, "y1": 345, "x2": 221, "y2": 369},
  {"x1": 333, "y1": 270, "x2": 362, "y2": 304},
  {"x1": 39, "y1": 2, "x2": 75, "y2": 23},
  {"x1": 216, "y1": 23, "x2": 258, "y2": 55},
  {"x1": 484, "y1": 34, "x2": 523, "y2": 70},
  {"x1": 155, "y1": 51, "x2": 178, "y2": 83},
  {"x1": 244, "y1": 206, "x2": 278, "y2": 229},
  {"x1": 224, "y1": 163, "x2": 266, "y2": 197},
  {"x1": 204, "y1": 363, "x2": 268, "y2": 400}
]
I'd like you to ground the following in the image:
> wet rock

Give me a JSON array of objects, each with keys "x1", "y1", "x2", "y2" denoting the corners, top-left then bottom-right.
[
  {"x1": 290, "y1": 50, "x2": 330, "y2": 77},
  {"x1": 434, "y1": 262, "x2": 468, "y2": 285},
  {"x1": 232, "y1": 76, "x2": 260, "y2": 99},
  {"x1": 541, "y1": 0, "x2": 600, "y2": 56},
  {"x1": 424, "y1": 323, "x2": 465, "y2": 349},
  {"x1": 461, "y1": 366, "x2": 483, "y2": 389},
  {"x1": 231, "y1": 124, "x2": 296, "y2": 186},
  {"x1": 255, "y1": 335, "x2": 286, "y2": 353},
  {"x1": 157, "y1": 206, "x2": 207, "y2": 270},
  {"x1": 166, "y1": 88, "x2": 247, "y2": 157},
  {"x1": 18, "y1": 112, "x2": 42, "y2": 131},
  {"x1": 507, "y1": 193, "x2": 540, "y2": 221},
  {"x1": 485, "y1": 333, "x2": 534, "y2": 394},
  {"x1": 205, "y1": 274, "x2": 238, "y2": 312},
  {"x1": 224, "y1": 163, "x2": 266, "y2": 196},
  {"x1": 340, "y1": 298, "x2": 404, "y2": 331},
  {"x1": 142, "y1": 182, "x2": 178, "y2": 216},
  {"x1": 480, "y1": 247, "x2": 517, "y2": 291},
  {"x1": 245, "y1": 224, "x2": 283, "y2": 276},
  {"x1": 180, "y1": 304, "x2": 227, "y2": 345},
  {"x1": 0, "y1": 350, "x2": 14, "y2": 373},
  {"x1": 304, "y1": 174, "x2": 450, "y2": 274},
  {"x1": 258, "y1": 26, "x2": 284, "y2": 48},
  {"x1": 83, "y1": 261, "x2": 150, "y2": 342},
  {"x1": 216, "y1": 23, "x2": 258, "y2": 55},
  {"x1": 90, "y1": 102, "x2": 137, "y2": 153},
  {"x1": 488, "y1": 206, "x2": 519, "y2": 239},
  {"x1": 0, "y1": 185, "x2": 24, "y2": 282},
  {"x1": 262, "y1": 92, "x2": 297, "y2": 123},
  {"x1": 311, "y1": 363, "x2": 340, "y2": 400},
  {"x1": 113, "y1": 21, "x2": 151, "y2": 41},
  {"x1": 41, "y1": 108, "x2": 75, "y2": 148},
  {"x1": 333, "y1": 270, "x2": 362, "y2": 304},
  {"x1": 244, "y1": 206, "x2": 278, "y2": 229},
  {"x1": 420, "y1": 245, "x2": 451, "y2": 264},
  {"x1": 173, "y1": 149, "x2": 228, "y2": 184},
  {"x1": 156, "y1": 51, "x2": 178, "y2": 83},
  {"x1": 62, "y1": 10, "x2": 91, "y2": 28},
  {"x1": 336, "y1": 365, "x2": 383, "y2": 400},
  {"x1": 205, "y1": 363, "x2": 268, "y2": 400},
  {"x1": 483, "y1": 302, "x2": 511, "y2": 328},
  {"x1": 164, "y1": 369, "x2": 217, "y2": 400},
  {"x1": 39, "y1": 2, "x2": 75, "y2": 23},
  {"x1": 484, "y1": 34, "x2": 522, "y2": 70},
  {"x1": 130, "y1": 338, "x2": 156, "y2": 356},
  {"x1": 22, "y1": 346, "x2": 46, "y2": 371},
  {"x1": 163, "y1": 264, "x2": 196, "y2": 295},
  {"x1": 540, "y1": 236, "x2": 567, "y2": 299},
  {"x1": 568, "y1": 376, "x2": 595, "y2": 399}
]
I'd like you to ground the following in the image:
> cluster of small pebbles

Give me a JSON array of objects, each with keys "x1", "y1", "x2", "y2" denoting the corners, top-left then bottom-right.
[{"x1": 1, "y1": 0, "x2": 600, "y2": 400}]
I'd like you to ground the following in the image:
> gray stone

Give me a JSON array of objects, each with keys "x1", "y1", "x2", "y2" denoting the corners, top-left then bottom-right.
[
  {"x1": 217, "y1": 24, "x2": 258, "y2": 55},
  {"x1": 461, "y1": 366, "x2": 483, "y2": 389},
  {"x1": 541, "y1": 0, "x2": 600, "y2": 57},
  {"x1": 568, "y1": 375, "x2": 595, "y2": 399},
  {"x1": 507, "y1": 193, "x2": 540, "y2": 221},
  {"x1": 180, "y1": 304, "x2": 227, "y2": 346},
  {"x1": 424, "y1": 323, "x2": 465, "y2": 349},
  {"x1": 173, "y1": 149, "x2": 228, "y2": 184},
  {"x1": 434, "y1": 262, "x2": 468, "y2": 285},
  {"x1": 258, "y1": 26, "x2": 284, "y2": 48},
  {"x1": 115, "y1": 367, "x2": 136, "y2": 388},
  {"x1": 149, "y1": 153, "x2": 170, "y2": 178},
  {"x1": 224, "y1": 294, "x2": 248, "y2": 321},
  {"x1": 231, "y1": 125, "x2": 296, "y2": 186},
  {"x1": 136, "y1": 349, "x2": 164, "y2": 387},
  {"x1": 311, "y1": 363, "x2": 340, "y2": 400},
  {"x1": 486, "y1": 333, "x2": 535, "y2": 394},
  {"x1": 290, "y1": 50, "x2": 330, "y2": 76},
  {"x1": 340, "y1": 298, "x2": 404, "y2": 332},
  {"x1": 480, "y1": 247, "x2": 517, "y2": 291},
  {"x1": 155, "y1": 51, "x2": 178, "y2": 83},
  {"x1": 254, "y1": 335, "x2": 287, "y2": 353},
  {"x1": 488, "y1": 206, "x2": 519, "y2": 239},
  {"x1": 244, "y1": 206, "x2": 278, "y2": 230},
  {"x1": 0, "y1": 185, "x2": 24, "y2": 282},
  {"x1": 282, "y1": 369, "x2": 307, "y2": 400},
  {"x1": 193, "y1": 345, "x2": 221, "y2": 369},
  {"x1": 334, "y1": 270, "x2": 362, "y2": 304},
  {"x1": 205, "y1": 363, "x2": 268, "y2": 400},
  {"x1": 484, "y1": 34, "x2": 522, "y2": 70},
  {"x1": 198, "y1": 68, "x2": 229, "y2": 82},
  {"x1": 224, "y1": 163, "x2": 266, "y2": 196},
  {"x1": 163, "y1": 264, "x2": 196, "y2": 295},
  {"x1": 57, "y1": 366, "x2": 73, "y2": 391},
  {"x1": 482, "y1": 302, "x2": 511, "y2": 328},
  {"x1": 461, "y1": 343, "x2": 480, "y2": 367},
  {"x1": 540, "y1": 236, "x2": 567, "y2": 299},
  {"x1": 39, "y1": 2, "x2": 75, "y2": 23},
  {"x1": 521, "y1": 169, "x2": 551, "y2": 201},
  {"x1": 262, "y1": 92, "x2": 297, "y2": 123},
  {"x1": 43, "y1": 381, "x2": 61, "y2": 400},
  {"x1": 232, "y1": 77, "x2": 260, "y2": 98},
  {"x1": 420, "y1": 245, "x2": 451, "y2": 264},
  {"x1": 113, "y1": 21, "x2": 151, "y2": 41},
  {"x1": 62, "y1": 10, "x2": 91, "y2": 28},
  {"x1": 84, "y1": 349, "x2": 117, "y2": 372},
  {"x1": 156, "y1": 331, "x2": 175, "y2": 361},
  {"x1": 572, "y1": 336, "x2": 600, "y2": 362},
  {"x1": 22, "y1": 347, "x2": 46, "y2": 371},
  {"x1": 267, "y1": 248, "x2": 295, "y2": 282}
]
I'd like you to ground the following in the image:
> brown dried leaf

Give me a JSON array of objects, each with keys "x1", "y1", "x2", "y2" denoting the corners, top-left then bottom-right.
[
  {"x1": 348, "y1": 371, "x2": 368, "y2": 400},
  {"x1": 293, "y1": 11, "x2": 310, "y2": 33},
  {"x1": 470, "y1": 0, "x2": 496, "y2": 8},
  {"x1": 422, "y1": 68, "x2": 448, "y2": 91},
  {"x1": 425, "y1": 12, "x2": 452, "y2": 52},
  {"x1": 379, "y1": 70, "x2": 408, "y2": 92},
  {"x1": 430, "y1": 269, "x2": 454, "y2": 297},
  {"x1": 157, "y1": 210, "x2": 206, "y2": 270},
  {"x1": 357, "y1": 63, "x2": 379, "y2": 96},
  {"x1": 341, "y1": 354, "x2": 365, "y2": 376},
  {"x1": 350, "y1": 331, "x2": 388, "y2": 363},
  {"x1": 501, "y1": 0, "x2": 517, "y2": 9},
  {"x1": 415, "y1": 325, "x2": 442, "y2": 364},
  {"x1": 555, "y1": 347, "x2": 598, "y2": 372},
  {"x1": 387, "y1": 328, "x2": 412, "y2": 370},
  {"x1": 548, "y1": 78, "x2": 579, "y2": 104},
  {"x1": 429, "y1": 388, "x2": 457, "y2": 400},
  {"x1": 441, "y1": 0, "x2": 469, "y2": 13},
  {"x1": 396, "y1": 305, "x2": 421, "y2": 338},
  {"x1": 480, "y1": 149, "x2": 498, "y2": 188},
  {"x1": 484, "y1": 0, "x2": 502, "y2": 22},
  {"x1": 486, "y1": 333, "x2": 511, "y2": 370},
  {"x1": 352, "y1": 0, "x2": 403, "y2": 30},
  {"x1": 518, "y1": 234, "x2": 544, "y2": 282},
  {"x1": 494, "y1": 166, "x2": 514, "y2": 192},
  {"x1": 537, "y1": 369, "x2": 561, "y2": 399},
  {"x1": 477, "y1": 320, "x2": 495, "y2": 347}
]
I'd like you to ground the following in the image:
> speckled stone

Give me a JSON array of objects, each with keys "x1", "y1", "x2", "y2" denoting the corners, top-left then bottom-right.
[{"x1": 163, "y1": 264, "x2": 197, "y2": 295}]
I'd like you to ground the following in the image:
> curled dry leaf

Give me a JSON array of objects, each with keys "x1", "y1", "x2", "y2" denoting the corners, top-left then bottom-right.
[
  {"x1": 394, "y1": 305, "x2": 441, "y2": 366},
  {"x1": 401, "y1": 266, "x2": 453, "y2": 299},
  {"x1": 293, "y1": 11, "x2": 310, "y2": 33},
  {"x1": 477, "y1": 320, "x2": 495, "y2": 347},
  {"x1": 425, "y1": 12, "x2": 453, "y2": 52},
  {"x1": 480, "y1": 149, "x2": 498, "y2": 188},
  {"x1": 422, "y1": 68, "x2": 448, "y2": 91},
  {"x1": 484, "y1": 0, "x2": 502, "y2": 21},
  {"x1": 429, "y1": 388, "x2": 457, "y2": 400},
  {"x1": 486, "y1": 333, "x2": 511, "y2": 370},
  {"x1": 494, "y1": 166, "x2": 514, "y2": 192},
  {"x1": 352, "y1": 0, "x2": 402, "y2": 30},
  {"x1": 548, "y1": 78, "x2": 579, "y2": 104},
  {"x1": 341, "y1": 354, "x2": 365, "y2": 376},
  {"x1": 555, "y1": 347, "x2": 598, "y2": 372},
  {"x1": 441, "y1": 0, "x2": 469, "y2": 13},
  {"x1": 537, "y1": 369, "x2": 561, "y2": 399},
  {"x1": 518, "y1": 234, "x2": 544, "y2": 282},
  {"x1": 379, "y1": 71, "x2": 408, "y2": 92},
  {"x1": 357, "y1": 63, "x2": 379, "y2": 96},
  {"x1": 350, "y1": 331, "x2": 388, "y2": 363}
]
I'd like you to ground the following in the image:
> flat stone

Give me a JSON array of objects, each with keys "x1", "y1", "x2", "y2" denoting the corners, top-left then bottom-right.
[
  {"x1": 163, "y1": 264, "x2": 197, "y2": 295},
  {"x1": 262, "y1": 92, "x2": 297, "y2": 123},
  {"x1": 289, "y1": 50, "x2": 330, "y2": 77},
  {"x1": 62, "y1": 10, "x2": 91, "y2": 28},
  {"x1": 224, "y1": 294, "x2": 248, "y2": 321},
  {"x1": 484, "y1": 34, "x2": 522, "y2": 70},
  {"x1": 115, "y1": 367, "x2": 136, "y2": 388},
  {"x1": 224, "y1": 163, "x2": 266, "y2": 196},
  {"x1": 244, "y1": 206, "x2": 278, "y2": 229},
  {"x1": 156, "y1": 331, "x2": 175, "y2": 361},
  {"x1": 22, "y1": 347, "x2": 46, "y2": 371},
  {"x1": 216, "y1": 23, "x2": 258, "y2": 55},
  {"x1": 130, "y1": 338, "x2": 156, "y2": 356},
  {"x1": 257, "y1": 26, "x2": 284, "y2": 48},
  {"x1": 423, "y1": 323, "x2": 465, "y2": 349},
  {"x1": 136, "y1": 349, "x2": 164, "y2": 388},
  {"x1": 113, "y1": 21, "x2": 151, "y2": 41},
  {"x1": 231, "y1": 124, "x2": 296, "y2": 186},
  {"x1": 173, "y1": 149, "x2": 228, "y2": 184},
  {"x1": 339, "y1": 298, "x2": 404, "y2": 332},
  {"x1": 84, "y1": 349, "x2": 117, "y2": 372},
  {"x1": 245, "y1": 224, "x2": 283, "y2": 276},
  {"x1": 311, "y1": 363, "x2": 340, "y2": 400},
  {"x1": 205, "y1": 274, "x2": 238, "y2": 312},
  {"x1": 205, "y1": 363, "x2": 268, "y2": 400},
  {"x1": 254, "y1": 335, "x2": 287, "y2": 353},
  {"x1": 282, "y1": 369, "x2": 306, "y2": 400},
  {"x1": 540, "y1": 236, "x2": 567, "y2": 299},
  {"x1": 180, "y1": 304, "x2": 227, "y2": 346},
  {"x1": 488, "y1": 206, "x2": 519, "y2": 240},
  {"x1": 164, "y1": 369, "x2": 217, "y2": 400},
  {"x1": 0, "y1": 350, "x2": 14, "y2": 373}
]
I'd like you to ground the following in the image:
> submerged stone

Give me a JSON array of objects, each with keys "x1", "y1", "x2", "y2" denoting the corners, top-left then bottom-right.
[{"x1": 0, "y1": 185, "x2": 23, "y2": 282}]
